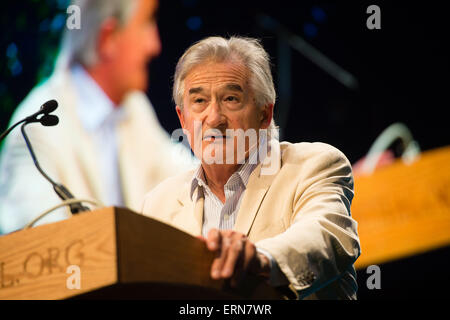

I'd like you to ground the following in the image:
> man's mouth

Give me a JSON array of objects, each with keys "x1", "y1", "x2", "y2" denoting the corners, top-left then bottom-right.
[{"x1": 202, "y1": 134, "x2": 230, "y2": 142}]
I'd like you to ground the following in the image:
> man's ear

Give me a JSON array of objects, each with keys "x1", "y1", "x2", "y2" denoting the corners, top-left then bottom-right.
[
  {"x1": 176, "y1": 105, "x2": 185, "y2": 128},
  {"x1": 96, "y1": 18, "x2": 120, "y2": 62},
  {"x1": 260, "y1": 103, "x2": 274, "y2": 129}
]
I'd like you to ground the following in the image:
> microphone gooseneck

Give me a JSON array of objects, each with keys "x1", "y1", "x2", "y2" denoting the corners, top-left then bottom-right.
[
  {"x1": 20, "y1": 122, "x2": 58, "y2": 186},
  {"x1": 0, "y1": 118, "x2": 26, "y2": 142},
  {"x1": 20, "y1": 121, "x2": 90, "y2": 215}
]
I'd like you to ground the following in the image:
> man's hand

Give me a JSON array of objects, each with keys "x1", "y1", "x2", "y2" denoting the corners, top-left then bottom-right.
[{"x1": 200, "y1": 229, "x2": 271, "y2": 287}]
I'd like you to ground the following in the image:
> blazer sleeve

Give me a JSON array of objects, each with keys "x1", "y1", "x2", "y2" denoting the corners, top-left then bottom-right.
[{"x1": 256, "y1": 145, "x2": 361, "y2": 295}]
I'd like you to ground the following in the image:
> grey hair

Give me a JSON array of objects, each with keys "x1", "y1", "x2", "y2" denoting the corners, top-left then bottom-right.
[
  {"x1": 173, "y1": 36, "x2": 278, "y2": 138},
  {"x1": 56, "y1": 0, "x2": 137, "y2": 69}
]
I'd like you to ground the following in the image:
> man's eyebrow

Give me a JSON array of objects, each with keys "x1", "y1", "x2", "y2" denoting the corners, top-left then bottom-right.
[
  {"x1": 188, "y1": 87, "x2": 204, "y2": 95},
  {"x1": 225, "y1": 84, "x2": 243, "y2": 92}
]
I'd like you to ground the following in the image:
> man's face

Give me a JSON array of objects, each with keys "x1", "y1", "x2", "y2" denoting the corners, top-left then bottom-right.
[
  {"x1": 112, "y1": 0, "x2": 161, "y2": 93},
  {"x1": 176, "y1": 61, "x2": 273, "y2": 165}
]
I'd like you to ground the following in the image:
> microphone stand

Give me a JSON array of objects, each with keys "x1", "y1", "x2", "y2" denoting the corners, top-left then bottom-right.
[{"x1": 20, "y1": 121, "x2": 89, "y2": 215}]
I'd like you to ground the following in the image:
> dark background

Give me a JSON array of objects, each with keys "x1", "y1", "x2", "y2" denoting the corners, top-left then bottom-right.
[{"x1": 1, "y1": 0, "x2": 449, "y2": 299}]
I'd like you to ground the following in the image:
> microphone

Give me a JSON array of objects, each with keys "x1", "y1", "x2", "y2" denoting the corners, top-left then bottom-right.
[
  {"x1": 0, "y1": 100, "x2": 59, "y2": 142},
  {"x1": 27, "y1": 99, "x2": 58, "y2": 119},
  {"x1": 39, "y1": 99, "x2": 58, "y2": 114},
  {"x1": 40, "y1": 114, "x2": 59, "y2": 127},
  {"x1": 1, "y1": 99, "x2": 90, "y2": 215}
]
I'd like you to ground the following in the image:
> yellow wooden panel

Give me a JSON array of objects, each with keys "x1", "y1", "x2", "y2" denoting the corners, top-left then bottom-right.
[{"x1": 352, "y1": 146, "x2": 450, "y2": 269}]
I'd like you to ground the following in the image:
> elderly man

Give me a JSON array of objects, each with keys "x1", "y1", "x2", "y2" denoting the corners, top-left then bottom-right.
[
  {"x1": 0, "y1": 0, "x2": 193, "y2": 234},
  {"x1": 141, "y1": 36, "x2": 360, "y2": 299}
]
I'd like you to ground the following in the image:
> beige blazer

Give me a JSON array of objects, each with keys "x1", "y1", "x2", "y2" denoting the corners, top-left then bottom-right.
[
  {"x1": 141, "y1": 140, "x2": 361, "y2": 299},
  {"x1": 0, "y1": 68, "x2": 194, "y2": 233}
]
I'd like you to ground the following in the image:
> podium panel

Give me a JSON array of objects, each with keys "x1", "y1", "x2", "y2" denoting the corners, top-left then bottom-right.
[{"x1": 0, "y1": 207, "x2": 281, "y2": 299}]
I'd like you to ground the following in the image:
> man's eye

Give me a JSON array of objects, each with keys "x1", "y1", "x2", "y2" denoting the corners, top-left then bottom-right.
[
  {"x1": 194, "y1": 98, "x2": 205, "y2": 103},
  {"x1": 224, "y1": 96, "x2": 238, "y2": 102}
]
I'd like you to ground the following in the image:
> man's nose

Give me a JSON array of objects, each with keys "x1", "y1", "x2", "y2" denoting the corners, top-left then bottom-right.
[{"x1": 205, "y1": 101, "x2": 226, "y2": 129}]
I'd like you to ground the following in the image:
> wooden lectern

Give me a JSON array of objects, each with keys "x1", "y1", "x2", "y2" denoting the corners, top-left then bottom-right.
[{"x1": 0, "y1": 207, "x2": 282, "y2": 300}]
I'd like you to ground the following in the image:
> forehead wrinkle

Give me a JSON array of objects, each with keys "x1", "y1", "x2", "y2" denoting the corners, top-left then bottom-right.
[
  {"x1": 185, "y1": 62, "x2": 249, "y2": 90},
  {"x1": 185, "y1": 78, "x2": 248, "y2": 99},
  {"x1": 187, "y1": 73, "x2": 245, "y2": 86}
]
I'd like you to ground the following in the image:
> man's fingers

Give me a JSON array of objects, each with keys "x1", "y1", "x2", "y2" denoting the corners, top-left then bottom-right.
[
  {"x1": 206, "y1": 228, "x2": 221, "y2": 251},
  {"x1": 207, "y1": 230, "x2": 258, "y2": 283},
  {"x1": 210, "y1": 236, "x2": 231, "y2": 279},
  {"x1": 222, "y1": 237, "x2": 244, "y2": 278}
]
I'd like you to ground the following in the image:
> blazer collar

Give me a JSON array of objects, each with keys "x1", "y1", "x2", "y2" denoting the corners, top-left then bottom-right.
[
  {"x1": 176, "y1": 179, "x2": 204, "y2": 235},
  {"x1": 234, "y1": 138, "x2": 282, "y2": 236}
]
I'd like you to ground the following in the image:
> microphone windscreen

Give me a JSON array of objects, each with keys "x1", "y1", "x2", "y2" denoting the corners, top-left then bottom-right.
[
  {"x1": 40, "y1": 114, "x2": 59, "y2": 127},
  {"x1": 40, "y1": 100, "x2": 58, "y2": 114}
]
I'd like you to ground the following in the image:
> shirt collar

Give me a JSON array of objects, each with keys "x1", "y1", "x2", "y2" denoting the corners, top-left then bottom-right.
[
  {"x1": 189, "y1": 135, "x2": 268, "y2": 200},
  {"x1": 70, "y1": 64, "x2": 125, "y2": 131}
]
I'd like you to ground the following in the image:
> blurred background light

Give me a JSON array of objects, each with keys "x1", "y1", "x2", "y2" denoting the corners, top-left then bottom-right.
[
  {"x1": 303, "y1": 22, "x2": 318, "y2": 38},
  {"x1": 50, "y1": 13, "x2": 65, "y2": 32},
  {"x1": 182, "y1": 0, "x2": 198, "y2": 8},
  {"x1": 186, "y1": 16, "x2": 202, "y2": 31},
  {"x1": 311, "y1": 6, "x2": 327, "y2": 23},
  {"x1": 8, "y1": 59, "x2": 23, "y2": 77},
  {"x1": 6, "y1": 43, "x2": 18, "y2": 59}
]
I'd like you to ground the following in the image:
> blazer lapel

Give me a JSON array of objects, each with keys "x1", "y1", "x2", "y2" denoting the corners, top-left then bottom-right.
[
  {"x1": 234, "y1": 139, "x2": 282, "y2": 236},
  {"x1": 176, "y1": 183, "x2": 204, "y2": 236}
]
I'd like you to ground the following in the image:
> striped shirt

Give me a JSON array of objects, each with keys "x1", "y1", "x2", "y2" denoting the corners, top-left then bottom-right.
[{"x1": 191, "y1": 147, "x2": 259, "y2": 237}]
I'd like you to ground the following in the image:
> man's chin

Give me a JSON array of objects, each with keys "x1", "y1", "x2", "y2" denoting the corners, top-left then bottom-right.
[{"x1": 199, "y1": 144, "x2": 248, "y2": 165}]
